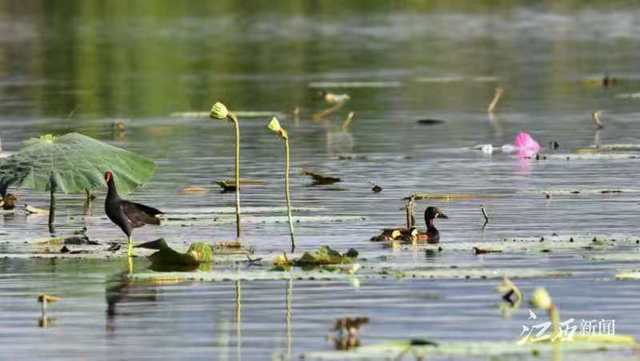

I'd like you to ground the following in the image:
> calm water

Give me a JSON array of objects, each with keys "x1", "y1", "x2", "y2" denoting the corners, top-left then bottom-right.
[{"x1": 1, "y1": 2, "x2": 640, "y2": 360}]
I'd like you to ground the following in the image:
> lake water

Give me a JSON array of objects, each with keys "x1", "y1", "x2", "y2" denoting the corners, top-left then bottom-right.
[{"x1": 1, "y1": 2, "x2": 640, "y2": 360}]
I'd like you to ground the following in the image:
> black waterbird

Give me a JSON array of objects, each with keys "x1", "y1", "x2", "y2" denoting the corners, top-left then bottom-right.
[{"x1": 104, "y1": 171, "x2": 163, "y2": 257}]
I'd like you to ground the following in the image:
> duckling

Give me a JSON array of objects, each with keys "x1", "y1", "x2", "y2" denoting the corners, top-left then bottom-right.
[
  {"x1": 370, "y1": 206, "x2": 448, "y2": 243},
  {"x1": 0, "y1": 193, "x2": 17, "y2": 210}
]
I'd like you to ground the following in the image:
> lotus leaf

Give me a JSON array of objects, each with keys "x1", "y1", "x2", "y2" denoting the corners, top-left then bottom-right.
[{"x1": 0, "y1": 132, "x2": 155, "y2": 195}]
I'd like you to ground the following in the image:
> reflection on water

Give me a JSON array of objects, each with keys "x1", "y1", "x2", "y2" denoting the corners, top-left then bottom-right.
[{"x1": 2, "y1": 1, "x2": 640, "y2": 360}]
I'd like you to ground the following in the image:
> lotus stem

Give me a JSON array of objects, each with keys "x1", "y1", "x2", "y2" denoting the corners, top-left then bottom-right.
[
  {"x1": 235, "y1": 280, "x2": 242, "y2": 359},
  {"x1": 284, "y1": 137, "x2": 296, "y2": 252},
  {"x1": 592, "y1": 111, "x2": 604, "y2": 129},
  {"x1": 268, "y1": 117, "x2": 296, "y2": 252},
  {"x1": 487, "y1": 87, "x2": 504, "y2": 113},
  {"x1": 531, "y1": 288, "x2": 561, "y2": 342},
  {"x1": 549, "y1": 304, "x2": 561, "y2": 342},
  {"x1": 341, "y1": 112, "x2": 355, "y2": 130},
  {"x1": 229, "y1": 113, "x2": 242, "y2": 240},
  {"x1": 405, "y1": 196, "x2": 416, "y2": 228},
  {"x1": 286, "y1": 278, "x2": 293, "y2": 357}
]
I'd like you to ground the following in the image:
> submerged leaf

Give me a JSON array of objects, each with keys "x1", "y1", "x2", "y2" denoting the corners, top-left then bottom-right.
[
  {"x1": 294, "y1": 246, "x2": 358, "y2": 267},
  {"x1": 0, "y1": 133, "x2": 155, "y2": 195}
]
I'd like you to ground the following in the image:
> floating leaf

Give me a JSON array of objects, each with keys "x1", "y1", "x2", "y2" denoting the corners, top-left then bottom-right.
[
  {"x1": 378, "y1": 268, "x2": 571, "y2": 280},
  {"x1": 575, "y1": 144, "x2": 640, "y2": 153},
  {"x1": 302, "y1": 336, "x2": 637, "y2": 360},
  {"x1": 585, "y1": 253, "x2": 640, "y2": 261},
  {"x1": 615, "y1": 271, "x2": 640, "y2": 280},
  {"x1": 302, "y1": 170, "x2": 341, "y2": 185},
  {"x1": 294, "y1": 246, "x2": 358, "y2": 267},
  {"x1": 215, "y1": 178, "x2": 266, "y2": 191},
  {"x1": 0, "y1": 133, "x2": 155, "y2": 195},
  {"x1": 129, "y1": 269, "x2": 355, "y2": 283},
  {"x1": 546, "y1": 153, "x2": 639, "y2": 160},
  {"x1": 137, "y1": 238, "x2": 213, "y2": 271},
  {"x1": 405, "y1": 193, "x2": 496, "y2": 201}
]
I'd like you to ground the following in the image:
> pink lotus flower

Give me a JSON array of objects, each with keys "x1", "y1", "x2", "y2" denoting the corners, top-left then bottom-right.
[{"x1": 513, "y1": 132, "x2": 540, "y2": 158}]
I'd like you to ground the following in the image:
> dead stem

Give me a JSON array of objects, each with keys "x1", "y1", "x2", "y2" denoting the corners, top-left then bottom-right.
[{"x1": 487, "y1": 87, "x2": 504, "y2": 113}]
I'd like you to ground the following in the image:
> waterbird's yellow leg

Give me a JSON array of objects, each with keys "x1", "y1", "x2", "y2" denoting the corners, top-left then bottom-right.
[
  {"x1": 127, "y1": 236, "x2": 133, "y2": 257},
  {"x1": 127, "y1": 256, "x2": 133, "y2": 274}
]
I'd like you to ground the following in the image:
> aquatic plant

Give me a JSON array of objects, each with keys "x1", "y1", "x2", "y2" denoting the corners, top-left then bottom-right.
[
  {"x1": 136, "y1": 238, "x2": 213, "y2": 271},
  {"x1": 267, "y1": 117, "x2": 296, "y2": 252},
  {"x1": 302, "y1": 169, "x2": 341, "y2": 185},
  {"x1": 592, "y1": 111, "x2": 604, "y2": 129},
  {"x1": 487, "y1": 86, "x2": 504, "y2": 113},
  {"x1": 210, "y1": 101, "x2": 242, "y2": 240},
  {"x1": 529, "y1": 288, "x2": 561, "y2": 342},
  {"x1": 38, "y1": 293, "x2": 61, "y2": 328},
  {"x1": 0, "y1": 133, "x2": 156, "y2": 232},
  {"x1": 273, "y1": 246, "x2": 359, "y2": 270}
]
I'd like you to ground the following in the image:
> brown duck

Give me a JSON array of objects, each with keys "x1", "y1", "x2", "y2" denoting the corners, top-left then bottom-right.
[{"x1": 371, "y1": 206, "x2": 448, "y2": 244}]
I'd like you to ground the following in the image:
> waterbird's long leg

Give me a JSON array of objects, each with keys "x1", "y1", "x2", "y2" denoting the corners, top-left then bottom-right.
[{"x1": 127, "y1": 235, "x2": 133, "y2": 257}]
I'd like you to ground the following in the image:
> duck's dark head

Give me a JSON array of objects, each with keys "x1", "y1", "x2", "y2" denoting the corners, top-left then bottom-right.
[{"x1": 424, "y1": 206, "x2": 448, "y2": 222}]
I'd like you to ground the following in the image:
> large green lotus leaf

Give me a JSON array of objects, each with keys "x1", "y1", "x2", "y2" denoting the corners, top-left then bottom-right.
[{"x1": 0, "y1": 133, "x2": 155, "y2": 194}]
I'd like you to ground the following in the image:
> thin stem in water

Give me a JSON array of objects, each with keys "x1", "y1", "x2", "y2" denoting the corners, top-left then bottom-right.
[
  {"x1": 229, "y1": 113, "x2": 241, "y2": 240},
  {"x1": 487, "y1": 87, "x2": 504, "y2": 113},
  {"x1": 48, "y1": 175, "x2": 56, "y2": 234},
  {"x1": 284, "y1": 138, "x2": 296, "y2": 252}
]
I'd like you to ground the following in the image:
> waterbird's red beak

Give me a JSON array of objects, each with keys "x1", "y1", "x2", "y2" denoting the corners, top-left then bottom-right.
[{"x1": 104, "y1": 171, "x2": 112, "y2": 182}]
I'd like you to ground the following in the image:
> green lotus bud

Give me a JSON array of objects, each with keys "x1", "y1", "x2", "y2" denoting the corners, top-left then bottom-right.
[
  {"x1": 530, "y1": 287, "x2": 552, "y2": 310},
  {"x1": 210, "y1": 102, "x2": 229, "y2": 120},
  {"x1": 267, "y1": 117, "x2": 282, "y2": 133},
  {"x1": 267, "y1": 117, "x2": 288, "y2": 139}
]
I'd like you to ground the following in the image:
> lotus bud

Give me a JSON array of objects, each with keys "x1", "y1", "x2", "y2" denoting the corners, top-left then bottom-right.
[
  {"x1": 267, "y1": 117, "x2": 288, "y2": 139},
  {"x1": 530, "y1": 287, "x2": 552, "y2": 310},
  {"x1": 210, "y1": 102, "x2": 230, "y2": 120}
]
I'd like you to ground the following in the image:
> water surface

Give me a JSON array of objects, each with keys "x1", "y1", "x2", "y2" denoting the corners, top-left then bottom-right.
[{"x1": 1, "y1": 2, "x2": 640, "y2": 360}]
